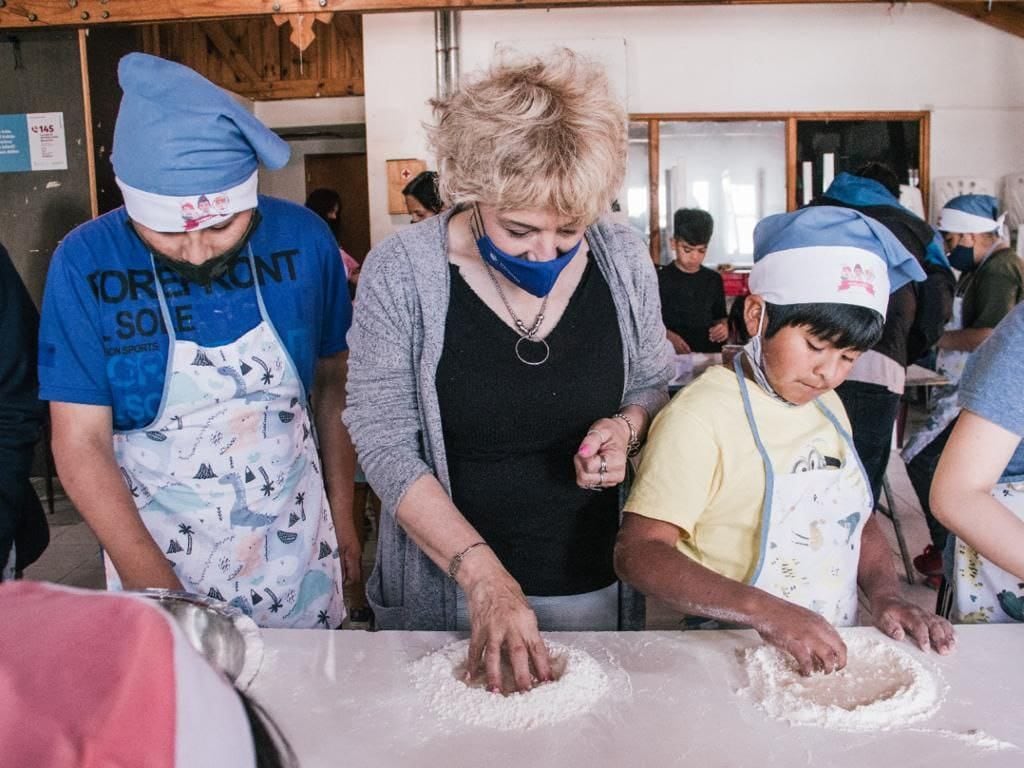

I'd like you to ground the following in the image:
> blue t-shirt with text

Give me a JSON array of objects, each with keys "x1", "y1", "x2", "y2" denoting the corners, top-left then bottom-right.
[
  {"x1": 39, "y1": 196, "x2": 351, "y2": 431},
  {"x1": 959, "y1": 302, "x2": 1024, "y2": 480}
]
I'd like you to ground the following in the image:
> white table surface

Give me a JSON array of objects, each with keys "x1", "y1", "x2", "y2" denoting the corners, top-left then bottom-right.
[
  {"x1": 906, "y1": 363, "x2": 949, "y2": 388},
  {"x1": 252, "y1": 626, "x2": 1024, "y2": 768},
  {"x1": 669, "y1": 353, "x2": 724, "y2": 389}
]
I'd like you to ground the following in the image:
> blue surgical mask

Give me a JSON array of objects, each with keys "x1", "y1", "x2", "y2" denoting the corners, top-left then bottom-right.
[
  {"x1": 948, "y1": 244, "x2": 976, "y2": 273},
  {"x1": 473, "y1": 209, "x2": 582, "y2": 297}
]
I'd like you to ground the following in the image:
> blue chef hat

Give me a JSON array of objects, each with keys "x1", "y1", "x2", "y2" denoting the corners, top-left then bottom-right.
[
  {"x1": 112, "y1": 53, "x2": 290, "y2": 232},
  {"x1": 750, "y1": 206, "x2": 926, "y2": 319},
  {"x1": 937, "y1": 194, "x2": 1005, "y2": 236}
]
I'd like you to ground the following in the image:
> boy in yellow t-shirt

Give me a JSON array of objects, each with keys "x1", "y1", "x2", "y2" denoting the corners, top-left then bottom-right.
[{"x1": 616, "y1": 206, "x2": 956, "y2": 676}]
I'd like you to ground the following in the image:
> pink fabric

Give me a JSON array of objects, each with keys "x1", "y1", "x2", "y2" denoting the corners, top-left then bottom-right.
[
  {"x1": 340, "y1": 248, "x2": 360, "y2": 279},
  {"x1": 0, "y1": 582, "x2": 177, "y2": 768}
]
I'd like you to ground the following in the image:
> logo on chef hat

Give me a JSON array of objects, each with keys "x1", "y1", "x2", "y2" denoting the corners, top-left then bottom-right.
[
  {"x1": 213, "y1": 194, "x2": 231, "y2": 214},
  {"x1": 181, "y1": 193, "x2": 225, "y2": 231},
  {"x1": 838, "y1": 264, "x2": 876, "y2": 296}
]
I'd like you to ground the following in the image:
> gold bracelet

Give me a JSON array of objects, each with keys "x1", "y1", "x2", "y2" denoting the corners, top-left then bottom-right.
[
  {"x1": 447, "y1": 541, "x2": 489, "y2": 580},
  {"x1": 614, "y1": 412, "x2": 641, "y2": 456}
]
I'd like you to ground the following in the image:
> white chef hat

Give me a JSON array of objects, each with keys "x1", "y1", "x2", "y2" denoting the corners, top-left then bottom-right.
[{"x1": 750, "y1": 206, "x2": 926, "y2": 319}]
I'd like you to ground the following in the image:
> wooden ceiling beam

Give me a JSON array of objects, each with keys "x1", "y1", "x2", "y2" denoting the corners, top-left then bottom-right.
[
  {"x1": 235, "y1": 76, "x2": 361, "y2": 100},
  {"x1": 932, "y1": 2, "x2": 1024, "y2": 40},
  {"x1": 0, "y1": 0, "x2": 927, "y2": 31},
  {"x1": 200, "y1": 21, "x2": 261, "y2": 83}
]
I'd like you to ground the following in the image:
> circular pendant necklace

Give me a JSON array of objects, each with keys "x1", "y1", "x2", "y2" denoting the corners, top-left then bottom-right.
[
  {"x1": 472, "y1": 207, "x2": 552, "y2": 366},
  {"x1": 483, "y1": 260, "x2": 551, "y2": 366}
]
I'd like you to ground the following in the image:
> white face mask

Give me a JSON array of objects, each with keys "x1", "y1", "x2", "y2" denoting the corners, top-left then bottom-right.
[{"x1": 741, "y1": 306, "x2": 791, "y2": 405}]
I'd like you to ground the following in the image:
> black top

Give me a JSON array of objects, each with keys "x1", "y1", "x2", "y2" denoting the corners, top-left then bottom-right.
[
  {"x1": 436, "y1": 256, "x2": 624, "y2": 596},
  {"x1": 0, "y1": 244, "x2": 45, "y2": 452},
  {"x1": 657, "y1": 264, "x2": 727, "y2": 353},
  {"x1": 0, "y1": 243, "x2": 49, "y2": 571}
]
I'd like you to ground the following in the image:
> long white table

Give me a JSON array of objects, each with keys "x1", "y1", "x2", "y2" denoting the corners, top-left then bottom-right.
[{"x1": 252, "y1": 626, "x2": 1023, "y2": 767}]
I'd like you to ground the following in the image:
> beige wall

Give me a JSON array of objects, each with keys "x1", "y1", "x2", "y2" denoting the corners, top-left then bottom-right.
[{"x1": 362, "y1": 3, "x2": 1024, "y2": 248}]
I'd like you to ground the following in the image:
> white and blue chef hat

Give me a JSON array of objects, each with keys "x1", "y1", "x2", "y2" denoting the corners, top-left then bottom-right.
[
  {"x1": 750, "y1": 206, "x2": 926, "y2": 319},
  {"x1": 112, "y1": 53, "x2": 290, "y2": 233},
  {"x1": 937, "y1": 194, "x2": 1005, "y2": 236}
]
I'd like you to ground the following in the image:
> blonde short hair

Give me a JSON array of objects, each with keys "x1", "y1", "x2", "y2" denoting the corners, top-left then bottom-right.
[{"x1": 428, "y1": 50, "x2": 627, "y2": 225}]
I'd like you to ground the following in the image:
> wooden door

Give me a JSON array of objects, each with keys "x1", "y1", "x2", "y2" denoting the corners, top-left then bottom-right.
[{"x1": 305, "y1": 153, "x2": 371, "y2": 262}]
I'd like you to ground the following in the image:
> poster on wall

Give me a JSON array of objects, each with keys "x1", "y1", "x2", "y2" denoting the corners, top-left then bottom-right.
[{"x1": 0, "y1": 112, "x2": 68, "y2": 173}]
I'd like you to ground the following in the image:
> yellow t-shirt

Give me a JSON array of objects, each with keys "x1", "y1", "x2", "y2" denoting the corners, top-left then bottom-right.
[{"x1": 625, "y1": 365, "x2": 854, "y2": 582}]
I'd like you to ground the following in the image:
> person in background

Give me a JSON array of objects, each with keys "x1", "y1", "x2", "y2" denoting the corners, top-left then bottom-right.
[
  {"x1": 344, "y1": 52, "x2": 672, "y2": 693},
  {"x1": 902, "y1": 194, "x2": 1024, "y2": 585},
  {"x1": 303, "y1": 186, "x2": 374, "y2": 624},
  {"x1": 39, "y1": 53, "x2": 359, "y2": 628},
  {"x1": 617, "y1": 206, "x2": 954, "y2": 676},
  {"x1": 305, "y1": 187, "x2": 361, "y2": 290},
  {"x1": 932, "y1": 304, "x2": 1024, "y2": 623},
  {"x1": 810, "y1": 164, "x2": 955, "y2": 506},
  {"x1": 0, "y1": 243, "x2": 48, "y2": 582},
  {"x1": 658, "y1": 208, "x2": 728, "y2": 354},
  {"x1": 0, "y1": 580, "x2": 294, "y2": 768},
  {"x1": 402, "y1": 170, "x2": 444, "y2": 223}
]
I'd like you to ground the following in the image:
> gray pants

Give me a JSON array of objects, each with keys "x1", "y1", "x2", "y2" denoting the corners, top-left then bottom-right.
[{"x1": 455, "y1": 582, "x2": 619, "y2": 632}]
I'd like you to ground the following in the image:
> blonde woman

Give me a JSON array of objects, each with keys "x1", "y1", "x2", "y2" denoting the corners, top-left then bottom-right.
[{"x1": 344, "y1": 52, "x2": 672, "y2": 692}]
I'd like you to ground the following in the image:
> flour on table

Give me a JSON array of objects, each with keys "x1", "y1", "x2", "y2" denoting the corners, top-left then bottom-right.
[
  {"x1": 409, "y1": 639, "x2": 610, "y2": 730},
  {"x1": 740, "y1": 635, "x2": 944, "y2": 731},
  {"x1": 914, "y1": 728, "x2": 1021, "y2": 752}
]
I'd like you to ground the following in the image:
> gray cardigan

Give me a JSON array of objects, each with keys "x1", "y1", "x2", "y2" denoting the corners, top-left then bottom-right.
[{"x1": 343, "y1": 209, "x2": 673, "y2": 630}]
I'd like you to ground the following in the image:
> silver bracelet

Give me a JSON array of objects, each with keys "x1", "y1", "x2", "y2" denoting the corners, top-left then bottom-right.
[
  {"x1": 614, "y1": 412, "x2": 641, "y2": 457},
  {"x1": 447, "y1": 541, "x2": 489, "y2": 580}
]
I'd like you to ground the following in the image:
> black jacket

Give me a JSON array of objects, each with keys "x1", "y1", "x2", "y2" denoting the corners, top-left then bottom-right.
[{"x1": 0, "y1": 243, "x2": 49, "y2": 572}]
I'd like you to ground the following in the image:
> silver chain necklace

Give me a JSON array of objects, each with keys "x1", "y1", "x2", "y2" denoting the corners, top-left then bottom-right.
[
  {"x1": 470, "y1": 207, "x2": 551, "y2": 366},
  {"x1": 482, "y1": 259, "x2": 551, "y2": 366}
]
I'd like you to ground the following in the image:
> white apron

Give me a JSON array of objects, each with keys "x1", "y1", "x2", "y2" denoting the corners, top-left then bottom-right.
[
  {"x1": 108, "y1": 248, "x2": 344, "y2": 629},
  {"x1": 952, "y1": 476, "x2": 1024, "y2": 624},
  {"x1": 901, "y1": 292, "x2": 969, "y2": 463},
  {"x1": 735, "y1": 357, "x2": 872, "y2": 626}
]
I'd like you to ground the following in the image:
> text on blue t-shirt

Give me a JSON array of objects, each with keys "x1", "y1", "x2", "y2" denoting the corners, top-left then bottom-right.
[{"x1": 38, "y1": 196, "x2": 352, "y2": 431}]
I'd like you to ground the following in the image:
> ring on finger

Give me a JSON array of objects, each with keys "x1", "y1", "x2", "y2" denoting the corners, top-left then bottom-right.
[{"x1": 598, "y1": 454, "x2": 608, "y2": 486}]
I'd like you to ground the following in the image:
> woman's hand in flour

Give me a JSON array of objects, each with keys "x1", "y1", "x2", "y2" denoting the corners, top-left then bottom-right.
[
  {"x1": 754, "y1": 598, "x2": 847, "y2": 676},
  {"x1": 871, "y1": 595, "x2": 956, "y2": 655},
  {"x1": 461, "y1": 557, "x2": 553, "y2": 694}
]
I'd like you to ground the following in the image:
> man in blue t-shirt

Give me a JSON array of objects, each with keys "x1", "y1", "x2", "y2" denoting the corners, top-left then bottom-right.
[{"x1": 38, "y1": 54, "x2": 358, "y2": 629}]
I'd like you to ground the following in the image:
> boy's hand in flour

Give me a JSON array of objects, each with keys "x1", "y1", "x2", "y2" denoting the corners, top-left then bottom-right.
[
  {"x1": 871, "y1": 595, "x2": 956, "y2": 655},
  {"x1": 462, "y1": 560, "x2": 552, "y2": 694},
  {"x1": 754, "y1": 597, "x2": 848, "y2": 676}
]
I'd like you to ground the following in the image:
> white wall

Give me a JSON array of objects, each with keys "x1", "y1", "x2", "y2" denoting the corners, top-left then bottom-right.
[
  {"x1": 254, "y1": 96, "x2": 365, "y2": 128},
  {"x1": 260, "y1": 137, "x2": 367, "y2": 205},
  {"x1": 363, "y1": 12, "x2": 437, "y2": 245},
  {"x1": 363, "y1": 3, "x2": 1024, "y2": 246}
]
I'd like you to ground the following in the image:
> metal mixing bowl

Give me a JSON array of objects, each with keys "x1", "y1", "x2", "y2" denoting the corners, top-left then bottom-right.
[{"x1": 134, "y1": 589, "x2": 264, "y2": 690}]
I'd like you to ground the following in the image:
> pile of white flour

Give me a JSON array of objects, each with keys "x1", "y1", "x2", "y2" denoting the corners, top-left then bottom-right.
[
  {"x1": 740, "y1": 635, "x2": 944, "y2": 731},
  {"x1": 409, "y1": 639, "x2": 610, "y2": 730}
]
